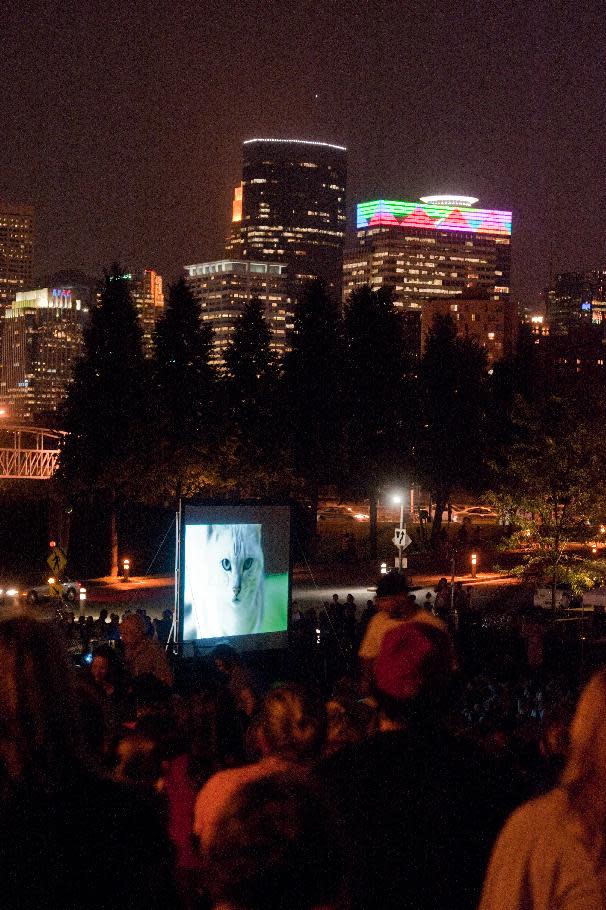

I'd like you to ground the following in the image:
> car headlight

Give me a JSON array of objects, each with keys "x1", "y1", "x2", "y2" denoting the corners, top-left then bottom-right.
[{"x1": 6, "y1": 588, "x2": 18, "y2": 597}]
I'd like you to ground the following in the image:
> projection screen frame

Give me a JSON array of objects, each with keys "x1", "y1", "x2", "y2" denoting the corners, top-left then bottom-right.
[{"x1": 174, "y1": 499, "x2": 292, "y2": 654}]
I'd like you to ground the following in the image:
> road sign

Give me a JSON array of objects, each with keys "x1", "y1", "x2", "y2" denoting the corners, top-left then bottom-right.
[
  {"x1": 392, "y1": 528, "x2": 412, "y2": 549},
  {"x1": 47, "y1": 546, "x2": 67, "y2": 574},
  {"x1": 48, "y1": 582, "x2": 63, "y2": 597}
]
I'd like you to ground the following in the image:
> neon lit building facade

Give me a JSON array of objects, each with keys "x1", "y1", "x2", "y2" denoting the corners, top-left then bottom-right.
[
  {"x1": 0, "y1": 280, "x2": 94, "y2": 422},
  {"x1": 236, "y1": 138, "x2": 347, "y2": 299},
  {"x1": 185, "y1": 259, "x2": 293, "y2": 368},
  {"x1": 0, "y1": 203, "x2": 34, "y2": 311},
  {"x1": 344, "y1": 196, "x2": 512, "y2": 311}
]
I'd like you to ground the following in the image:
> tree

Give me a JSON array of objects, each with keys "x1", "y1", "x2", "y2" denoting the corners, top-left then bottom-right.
[
  {"x1": 151, "y1": 277, "x2": 218, "y2": 500},
  {"x1": 282, "y1": 280, "x2": 345, "y2": 504},
  {"x1": 490, "y1": 390, "x2": 606, "y2": 605},
  {"x1": 416, "y1": 314, "x2": 488, "y2": 544},
  {"x1": 58, "y1": 265, "x2": 148, "y2": 574},
  {"x1": 342, "y1": 285, "x2": 411, "y2": 555},
  {"x1": 224, "y1": 296, "x2": 273, "y2": 403},
  {"x1": 218, "y1": 297, "x2": 298, "y2": 497}
]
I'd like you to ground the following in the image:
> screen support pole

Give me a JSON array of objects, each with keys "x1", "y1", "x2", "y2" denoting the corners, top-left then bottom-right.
[{"x1": 168, "y1": 498, "x2": 182, "y2": 654}]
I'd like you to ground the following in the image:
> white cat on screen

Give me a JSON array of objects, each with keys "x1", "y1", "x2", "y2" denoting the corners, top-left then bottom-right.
[{"x1": 184, "y1": 523, "x2": 265, "y2": 638}]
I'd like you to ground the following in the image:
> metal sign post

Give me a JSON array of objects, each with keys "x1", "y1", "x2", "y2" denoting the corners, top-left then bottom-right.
[{"x1": 392, "y1": 527, "x2": 412, "y2": 571}]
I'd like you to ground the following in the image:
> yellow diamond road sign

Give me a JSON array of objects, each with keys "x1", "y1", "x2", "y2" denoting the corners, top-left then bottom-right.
[
  {"x1": 48, "y1": 582, "x2": 63, "y2": 597},
  {"x1": 47, "y1": 547, "x2": 67, "y2": 574}
]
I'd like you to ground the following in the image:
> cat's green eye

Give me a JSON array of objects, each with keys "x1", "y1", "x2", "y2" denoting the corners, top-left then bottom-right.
[
  {"x1": 243, "y1": 558, "x2": 253, "y2": 570},
  {"x1": 221, "y1": 558, "x2": 231, "y2": 571}
]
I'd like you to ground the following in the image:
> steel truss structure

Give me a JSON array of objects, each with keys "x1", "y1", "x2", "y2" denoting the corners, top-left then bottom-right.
[{"x1": 0, "y1": 425, "x2": 65, "y2": 480}]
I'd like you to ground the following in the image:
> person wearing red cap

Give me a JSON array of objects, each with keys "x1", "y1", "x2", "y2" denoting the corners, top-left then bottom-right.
[
  {"x1": 319, "y1": 621, "x2": 518, "y2": 910},
  {"x1": 358, "y1": 570, "x2": 447, "y2": 695}
]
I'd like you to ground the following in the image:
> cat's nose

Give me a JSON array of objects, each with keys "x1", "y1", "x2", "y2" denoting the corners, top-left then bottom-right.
[{"x1": 233, "y1": 585, "x2": 241, "y2": 596}]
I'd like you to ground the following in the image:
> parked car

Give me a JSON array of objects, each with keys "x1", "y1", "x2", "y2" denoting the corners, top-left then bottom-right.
[
  {"x1": 454, "y1": 506, "x2": 499, "y2": 523},
  {"x1": 317, "y1": 506, "x2": 355, "y2": 522},
  {"x1": 317, "y1": 505, "x2": 369, "y2": 522},
  {"x1": 24, "y1": 579, "x2": 83, "y2": 604}
]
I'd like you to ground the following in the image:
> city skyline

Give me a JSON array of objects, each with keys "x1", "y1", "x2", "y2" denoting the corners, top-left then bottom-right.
[{"x1": 2, "y1": 1, "x2": 605, "y2": 307}]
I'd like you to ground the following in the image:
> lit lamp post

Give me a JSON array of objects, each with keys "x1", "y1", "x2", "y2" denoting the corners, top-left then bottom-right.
[
  {"x1": 471, "y1": 552, "x2": 477, "y2": 579},
  {"x1": 393, "y1": 494, "x2": 405, "y2": 533},
  {"x1": 122, "y1": 558, "x2": 130, "y2": 582},
  {"x1": 392, "y1": 494, "x2": 410, "y2": 573}
]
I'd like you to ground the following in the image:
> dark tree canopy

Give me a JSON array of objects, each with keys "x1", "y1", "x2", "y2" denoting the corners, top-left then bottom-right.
[
  {"x1": 150, "y1": 277, "x2": 218, "y2": 499},
  {"x1": 416, "y1": 313, "x2": 488, "y2": 538},
  {"x1": 342, "y1": 285, "x2": 410, "y2": 494},
  {"x1": 153, "y1": 277, "x2": 215, "y2": 444},
  {"x1": 282, "y1": 280, "x2": 345, "y2": 495},
  {"x1": 224, "y1": 296, "x2": 273, "y2": 399},
  {"x1": 58, "y1": 265, "x2": 148, "y2": 492}
]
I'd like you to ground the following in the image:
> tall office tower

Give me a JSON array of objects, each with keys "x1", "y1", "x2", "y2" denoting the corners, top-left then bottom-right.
[
  {"x1": 0, "y1": 279, "x2": 94, "y2": 422},
  {"x1": 421, "y1": 292, "x2": 518, "y2": 366},
  {"x1": 343, "y1": 195, "x2": 512, "y2": 311},
  {"x1": 0, "y1": 203, "x2": 35, "y2": 310},
  {"x1": 184, "y1": 259, "x2": 293, "y2": 369},
  {"x1": 235, "y1": 138, "x2": 347, "y2": 300},
  {"x1": 128, "y1": 269, "x2": 164, "y2": 357}
]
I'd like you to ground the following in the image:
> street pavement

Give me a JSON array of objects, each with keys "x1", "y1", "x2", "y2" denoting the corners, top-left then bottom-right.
[{"x1": 72, "y1": 570, "x2": 517, "y2": 620}]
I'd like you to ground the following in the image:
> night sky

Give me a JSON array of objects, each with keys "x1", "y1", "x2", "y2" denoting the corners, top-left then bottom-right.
[{"x1": 2, "y1": 0, "x2": 605, "y2": 305}]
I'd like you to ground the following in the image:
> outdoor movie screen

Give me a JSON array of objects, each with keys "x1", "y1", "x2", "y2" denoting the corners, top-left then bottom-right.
[{"x1": 179, "y1": 503, "x2": 290, "y2": 650}]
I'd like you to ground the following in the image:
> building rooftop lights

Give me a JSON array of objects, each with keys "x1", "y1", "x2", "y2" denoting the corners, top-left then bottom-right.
[
  {"x1": 420, "y1": 195, "x2": 479, "y2": 207},
  {"x1": 243, "y1": 138, "x2": 346, "y2": 151}
]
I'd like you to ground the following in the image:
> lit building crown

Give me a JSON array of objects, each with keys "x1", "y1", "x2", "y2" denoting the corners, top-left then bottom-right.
[
  {"x1": 420, "y1": 194, "x2": 479, "y2": 208},
  {"x1": 243, "y1": 138, "x2": 346, "y2": 152}
]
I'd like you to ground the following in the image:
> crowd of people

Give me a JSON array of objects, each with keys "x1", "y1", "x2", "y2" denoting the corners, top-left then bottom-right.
[{"x1": 0, "y1": 571, "x2": 604, "y2": 909}]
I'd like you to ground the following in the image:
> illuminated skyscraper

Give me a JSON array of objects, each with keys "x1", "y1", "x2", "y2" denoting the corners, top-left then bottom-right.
[
  {"x1": 343, "y1": 195, "x2": 512, "y2": 311},
  {"x1": 0, "y1": 279, "x2": 94, "y2": 422},
  {"x1": 235, "y1": 138, "x2": 347, "y2": 300},
  {"x1": 185, "y1": 259, "x2": 293, "y2": 368},
  {"x1": 0, "y1": 203, "x2": 34, "y2": 310},
  {"x1": 128, "y1": 269, "x2": 164, "y2": 357}
]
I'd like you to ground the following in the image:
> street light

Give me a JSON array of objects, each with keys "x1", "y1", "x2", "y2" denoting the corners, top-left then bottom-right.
[
  {"x1": 471, "y1": 553, "x2": 477, "y2": 579},
  {"x1": 122, "y1": 558, "x2": 131, "y2": 581},
  {"x1": 392, "y1": 494, "x2": 404, "y2": 530},
  {"x1": 392, "y1": 494, "x2": 406, "y2": 572}
]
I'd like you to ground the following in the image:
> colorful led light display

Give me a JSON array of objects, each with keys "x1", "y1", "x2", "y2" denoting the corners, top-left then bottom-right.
[{"x1": 357, "y1": 200, "x2": 512, "y2": 236}]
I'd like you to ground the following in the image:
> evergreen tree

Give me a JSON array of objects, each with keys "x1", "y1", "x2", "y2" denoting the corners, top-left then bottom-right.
[
  {"x1": 220, "y1": 296, "x2": 292, "y2": 493},
  {"x1": 151, "y1": 277, "x2": 218, "y2": 499},
  {"x1": 343, "y1": 285, "x2": 411, "y2": 555},
  {"x1": 224, "y1": 296, "x2": 273, "y2": 428},
  {"x1": 416, "y1": 313, "x2": 488, "y2": 543},
  {"x1": 154, "y1": 278, "x2": 214, "y2": 440},
  {"x1": 58, "y1": 265, "x2": 148, "y2": 573},
  {"x1": 282, "y1": 280, "x2": 344, "y2": 501},
  {"x1": 225, "y1": 297, "x2": 272, "y2": 385},
  {"x1": 343, "y1": 285, "x2": 410, "y2": 481}
]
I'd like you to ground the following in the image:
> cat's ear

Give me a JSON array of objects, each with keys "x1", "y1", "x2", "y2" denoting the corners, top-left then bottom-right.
[{"x1": 205, "y1": 525, "x2": 214, "y2": 541}]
